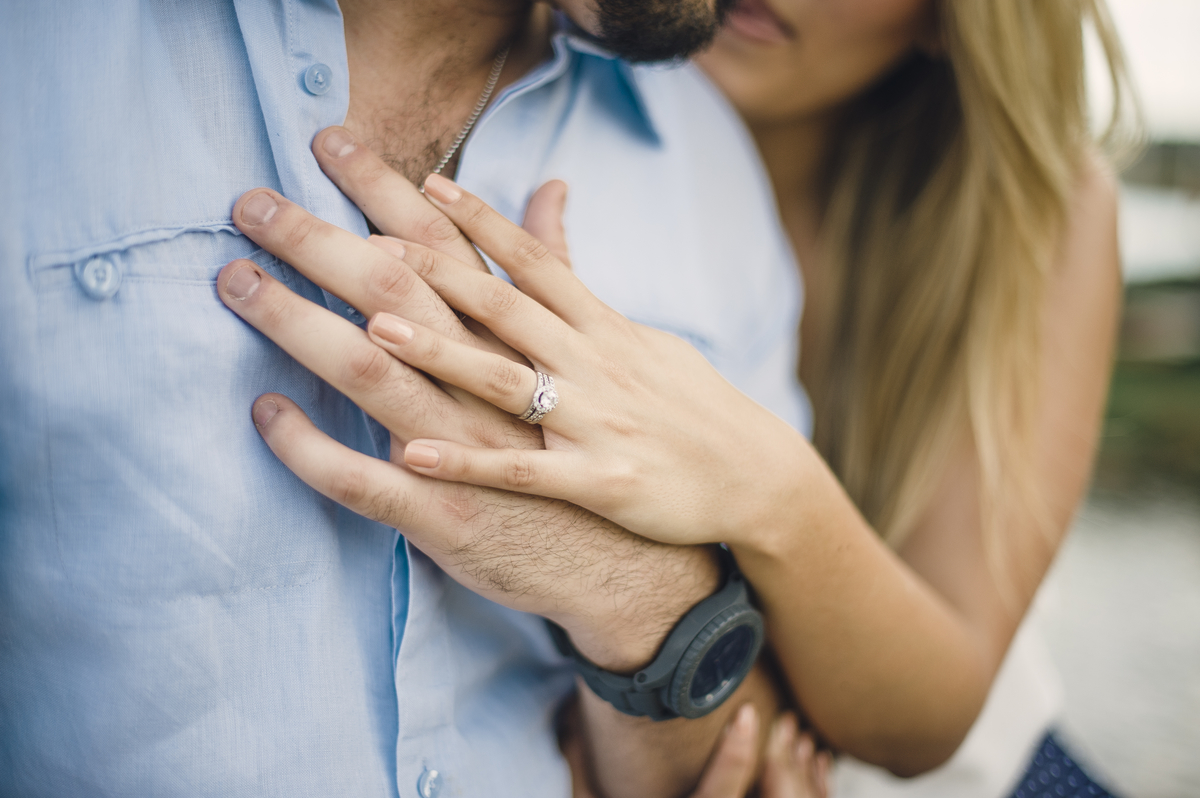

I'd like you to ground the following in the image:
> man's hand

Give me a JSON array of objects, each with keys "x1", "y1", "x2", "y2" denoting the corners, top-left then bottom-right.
[
  {"x1": 217, "y1": 126, "x2": 717, "y2": 672},
  {"x1": 217, "y1": 126, "x2": 785, "y2": 798}
]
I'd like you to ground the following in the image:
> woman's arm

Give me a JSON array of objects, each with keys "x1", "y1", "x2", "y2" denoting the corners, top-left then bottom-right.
[
  {"x1": 370, "y1": 159, "x2": 1120, "y2": 776},
  {"x1": 737, "y1": 150, "x2": 1122, "y2": 769}
]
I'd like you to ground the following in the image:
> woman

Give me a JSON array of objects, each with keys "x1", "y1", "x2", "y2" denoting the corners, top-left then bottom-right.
[{"x1": 362, "y1": 0, "x2": 1138, "y2": 795}]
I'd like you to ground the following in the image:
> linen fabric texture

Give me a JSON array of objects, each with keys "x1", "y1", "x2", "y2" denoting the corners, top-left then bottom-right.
[{"x1": 0, "y1": 2, "x2": 808, "y2": 796}]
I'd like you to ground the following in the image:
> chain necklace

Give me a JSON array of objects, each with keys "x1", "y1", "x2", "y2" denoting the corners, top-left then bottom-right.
[{"x1": 425, "y1": 44, "x2": 510, "y2": 184}]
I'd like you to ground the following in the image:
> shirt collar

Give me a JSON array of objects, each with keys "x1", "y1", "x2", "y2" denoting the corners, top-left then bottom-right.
[{"x1": 547, "y1": 15, "x2": 664, "y2": 145}]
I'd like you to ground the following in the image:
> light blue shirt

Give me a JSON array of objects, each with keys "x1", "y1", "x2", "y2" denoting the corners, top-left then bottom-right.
[{"x1": 0, "y1": 3, "x2": 808, "y2": 796}]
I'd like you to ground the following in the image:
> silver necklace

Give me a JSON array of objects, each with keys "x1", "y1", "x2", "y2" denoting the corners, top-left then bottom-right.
[{"x1": 428, "y1": 45, "x2": 510, "y2": 180}]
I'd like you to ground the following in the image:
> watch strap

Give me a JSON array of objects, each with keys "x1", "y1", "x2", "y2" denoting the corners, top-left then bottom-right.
[{"x1": 546, "y1": 547, "x2": 760, "y2": 721}]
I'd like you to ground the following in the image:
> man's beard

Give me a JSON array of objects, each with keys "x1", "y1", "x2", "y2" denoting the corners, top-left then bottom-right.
[{"x1": 592, "y1": 0, "x2": 736, "y2": 63}]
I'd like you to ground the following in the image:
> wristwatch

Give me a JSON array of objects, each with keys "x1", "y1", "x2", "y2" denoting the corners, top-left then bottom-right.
[{"x1": 546, "y1": 547, "x2": 765, "y2": 721}]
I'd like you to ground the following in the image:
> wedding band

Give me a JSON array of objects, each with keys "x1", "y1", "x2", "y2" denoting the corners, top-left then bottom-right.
[{"x1": 518, "y1": 372, "x2": 559, "y2": 425}]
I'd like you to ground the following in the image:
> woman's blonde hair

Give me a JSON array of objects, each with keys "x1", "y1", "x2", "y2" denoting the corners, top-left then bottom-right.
[{"x1": 809, "y1": 0, "x2": 1138, "y2": 595}]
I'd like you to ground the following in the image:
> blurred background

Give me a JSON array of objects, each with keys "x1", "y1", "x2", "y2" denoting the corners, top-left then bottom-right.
[{"x1": 1030, "y1": 1, "x2": 1200, "y2": 795}]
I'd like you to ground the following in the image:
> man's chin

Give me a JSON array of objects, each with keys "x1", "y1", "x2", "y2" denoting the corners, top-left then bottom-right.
[{"x1": 593, "y1": 0, "x2": 735, "y2": 63}]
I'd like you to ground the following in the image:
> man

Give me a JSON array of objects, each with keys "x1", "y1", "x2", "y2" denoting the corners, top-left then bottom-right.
[{"x1": 0, "y1": 1, "x2": 808, "y2": 795}]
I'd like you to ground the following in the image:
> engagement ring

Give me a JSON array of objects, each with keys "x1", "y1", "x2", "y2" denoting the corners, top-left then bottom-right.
[{"x1": 518, "y1": 372, "x2": 558, "y2": 425}]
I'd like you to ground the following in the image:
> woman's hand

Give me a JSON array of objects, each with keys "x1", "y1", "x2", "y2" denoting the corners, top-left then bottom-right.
[
  {"x1": 373, "y1": 173, "x2": 811, "y2": 550},
  {"x1": 565, "y1": 704, "x2": 831, "y2": 798}
]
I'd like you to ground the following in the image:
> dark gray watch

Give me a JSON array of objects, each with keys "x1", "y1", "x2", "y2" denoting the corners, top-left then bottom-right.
[{"x1": 546, "y1": 547, "x2": 765, "y2": 721}]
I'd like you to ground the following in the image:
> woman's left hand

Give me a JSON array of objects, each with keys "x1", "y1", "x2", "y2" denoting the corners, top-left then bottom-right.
[{"x1": 371, "y1": 173, "x2": 812, "y2": 549}]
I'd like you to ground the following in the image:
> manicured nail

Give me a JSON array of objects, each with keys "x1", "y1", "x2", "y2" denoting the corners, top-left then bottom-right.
[
  {"x1": 253, "y1": 399, "x2": 279, "y2": 428},
  {"x1": 817, "y1": 751, "x2": 831, "y2": 791},
  {"x1": 794, "y1": 733, "x2": 815, "y2": 763},
  {"x1": 405, "y1": 443, "x2": 440, "y2": 469},
  {"x1": 322, "y1": 127, "x2": 356, "y2": 159},
  {"x1": 240, "y1": 192, "x2": 278, "y2": 226},
  {"x1": 369, "y1": 235, "x2": 407, "y2": 259},
  {"x1": 732, "y1": 704, "x2": 757, "y2": 735},
  {"x1": 225, "y1": 264, "x2": 261, "y2": 300},
  {"x1": 767, "y1": 716, "x2": 788, "y2": 757},
  {"x1": 371, "y1": 314, "x2": 413, "y2": 345},
  {"x1": 423, "y1": 173, "x2": 462, "y2": 203}
]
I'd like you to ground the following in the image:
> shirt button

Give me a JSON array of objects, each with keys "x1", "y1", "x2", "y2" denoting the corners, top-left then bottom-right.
[
  {"x1": 416, "y1": 767, "x2": 442, "y2": 798},
  {"x1": 343, "y1": 305, "x2": 365, "y2": 324},
  {"x1": 303, "y1": 63, "x2": 333, "y2": 96},
  {"x1": 76, "y1": 255, "x2": 122, "y2": 300}
]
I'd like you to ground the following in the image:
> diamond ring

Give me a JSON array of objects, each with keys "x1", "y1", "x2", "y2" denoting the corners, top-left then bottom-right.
[{"x1": 518, "y1": 372, "x2": 559, "y2": 425}]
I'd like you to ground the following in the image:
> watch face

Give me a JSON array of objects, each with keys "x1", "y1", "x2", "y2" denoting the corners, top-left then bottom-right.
[{"x1": 689, "y1": 623, "x2": 757, "y2": 708}]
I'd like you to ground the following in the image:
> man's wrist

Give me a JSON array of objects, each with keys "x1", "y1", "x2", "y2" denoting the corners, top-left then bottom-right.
[{"x1": 555, "y1": 544, "x2": 721, "y2": 673}]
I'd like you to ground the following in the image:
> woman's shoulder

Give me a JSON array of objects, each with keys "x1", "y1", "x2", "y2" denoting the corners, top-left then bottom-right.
[
  {"x1": 1072, "y1": 148, "x2": 1120, "y2": 230},
  {"x1": 1052, "y1": 147, "x2": 1121, "y2": 292}
]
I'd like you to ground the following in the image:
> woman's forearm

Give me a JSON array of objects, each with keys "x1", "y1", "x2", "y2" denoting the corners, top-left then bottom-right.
[{"x1": 731, "y1": 452, "x2": 993, "y2": 776}]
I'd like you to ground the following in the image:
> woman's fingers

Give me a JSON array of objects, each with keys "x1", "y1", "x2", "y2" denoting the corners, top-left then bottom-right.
[
  {"x1": 311, "y1": 126, "x2": 488, "y2": 271},
  {"x1": 761, "y1": 717, "x2": 829, "y2": 798},
  {"x1": 367, "y1": 312, "x2": 543, "y2": 418},
  {"x1": 815, "y1": 750, "x2": 832, "y2": 798},
  {"x1": 691, "y1": 704, "x2": 761, "y2": 798},
  {"x1": 394, "y1": 238, "x2": 582, "y2": 368},
  {"x1": 521, "y1": 180, "x2": 572, "y2": 269},
  {"x1": 423, "y1": 173, "x2": 614, "y2": 329},
  {"x1": 402, "y1": 438, "x2": 580, "y2": 500}
]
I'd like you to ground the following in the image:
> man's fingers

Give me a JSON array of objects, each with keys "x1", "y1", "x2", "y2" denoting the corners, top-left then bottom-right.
[
  {"x1": 423, "y1": 173, "x2": 614, "y2": 329},
  {"x1": 311, "y1": 126, "x2": 487, "y2": 270},
  {"x1": 218, "y1": 259, "x2": 459, "y2": 441},
  {"x1": 401, "y1": 439, "x2": 578, "y2": 499},
  {"x1": 522, "y1": 180, "x2": 572, "y2": 269},
  {"x1": 230, "y1": 188, "x2": 469, "y2": 342},
  {"x1": 251, "y1": 393, "x2": 427, "y2": 529},
  {"x1": 367, "y1": 312, "x2": 557, "y2": 420},
  {"x1": 691, "y1": 704, "x2": 760, "y2": 798}
]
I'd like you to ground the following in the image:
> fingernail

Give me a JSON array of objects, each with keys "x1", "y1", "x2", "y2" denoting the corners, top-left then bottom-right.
[
  {"x1": 817, "y1": 751, "x2": 832, "y2": 791},
  {"x1": 423, "y1": 173, "x2": 462, "y2": 204},
  {"x1": 767, "y1": 716, "x2": 789, "y2": 757},
  {"x1": 225, "y1": 264, "x2": 261, "y2": 300},
  {"x1": 732, "y1": 704, "x2": 757, "y2": 735},
  {"x1": 322, "y1": 127, "x2": 356, "y2": 159},
  {"x1": 369, "y1": 235, "x2": 407, "y2": 259},
  {"x1": 405, "y1": 443, "x2": 440, "y2": 469},
  {"x1": 795, "y1": 733, "x2": 815, "y2": 763},
  {"x1": 371, "y1": 314, "x2": 413, "y2": 345},
  {"x1": 253, "y1": 399, "x2": 279, "y2": 428},
  {"x1": 240, "y1": 192, "x2": 278, "y2": 226}
]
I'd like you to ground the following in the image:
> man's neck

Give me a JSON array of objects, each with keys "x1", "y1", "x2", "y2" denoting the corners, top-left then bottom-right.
[{"x1": 341, "y1": 0, "x2": 553, "y2": 183}]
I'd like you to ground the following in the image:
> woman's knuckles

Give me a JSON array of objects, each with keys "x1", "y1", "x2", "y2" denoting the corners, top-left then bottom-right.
[
  {"x1": 501, "y1": 454, "x2": 540, "y2": 490},
  {"x1": 482, "y1": 357, "x2": 526, "y2": 400},
  {"x1": 478, "y1": 280, "x2": 524, "y2": 321},
  {"x1": 412, "y1": 211, "x2": 465, "y2": 251}
]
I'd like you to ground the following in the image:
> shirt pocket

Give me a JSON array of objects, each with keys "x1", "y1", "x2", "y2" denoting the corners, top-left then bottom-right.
[{"x1": 31, "y1": 225, "x2": 341, "y2": 604}]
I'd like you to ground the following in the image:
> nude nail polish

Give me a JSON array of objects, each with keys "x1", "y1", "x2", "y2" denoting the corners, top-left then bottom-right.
[
  {"x1": 371, "y1": 314, "x2": 413, "y2": 344},
  {"x1": 423, "y1": 173, "x2": 462, "y2": 203},
  {"x1": 406, "y1": 443, "x2": 440, "y2": 469}
]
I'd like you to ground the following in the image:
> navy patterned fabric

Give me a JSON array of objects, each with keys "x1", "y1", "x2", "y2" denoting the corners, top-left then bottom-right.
[{"x1": 1009, "y1": 732, "x2": 1122, "y2": 798}]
